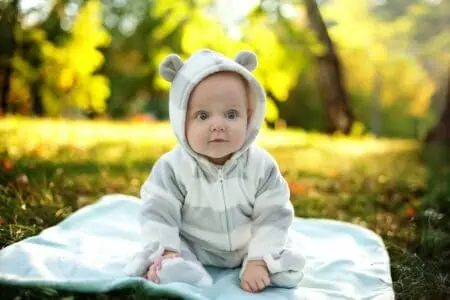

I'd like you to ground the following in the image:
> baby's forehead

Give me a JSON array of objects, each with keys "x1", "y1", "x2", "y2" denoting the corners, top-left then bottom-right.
[
  {"x1": 188, "y1": 72, "x2": 250, "y2": 108},
  {"x1": 188, "y1": 94, "x2": 247, "y2": 110}
]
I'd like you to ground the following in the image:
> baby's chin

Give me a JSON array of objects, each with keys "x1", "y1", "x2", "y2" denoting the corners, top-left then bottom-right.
[
  {"x1": 203, "y1": 152, "x2": 234, "y2": 165},
  {"x1": 193, "y1": 144, "x2": 245, "y2": 164}
]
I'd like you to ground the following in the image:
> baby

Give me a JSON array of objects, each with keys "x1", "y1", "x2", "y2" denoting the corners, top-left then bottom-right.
[{"x1": 125, "y1": 49, "x2": 305, "y2": 293}]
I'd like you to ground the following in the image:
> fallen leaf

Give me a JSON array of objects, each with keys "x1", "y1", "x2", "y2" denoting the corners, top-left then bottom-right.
[
  {"x1": 404, "y1": 207, "x2": 415, "y2": 217},
  {"x1": 289, "y1": 182, "x2": 308, "y2": 195},
  {"x1": 2, "y1": 159, "x2": 14, "y2": 171}
]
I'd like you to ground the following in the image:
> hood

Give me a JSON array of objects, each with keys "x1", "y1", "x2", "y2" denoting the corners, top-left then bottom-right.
[{"x1": 159, "y1": 49, "x2": 266, "y2": 167}]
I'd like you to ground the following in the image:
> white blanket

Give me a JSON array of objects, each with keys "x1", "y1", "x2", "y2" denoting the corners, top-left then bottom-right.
[{"x1": 0, "y1": 195, "x2": 395, "y2": 299}]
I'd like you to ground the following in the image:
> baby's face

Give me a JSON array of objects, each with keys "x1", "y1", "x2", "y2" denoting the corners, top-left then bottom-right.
[{"x1": 185, "y1": 72, "x2": 249, "y2": 165}]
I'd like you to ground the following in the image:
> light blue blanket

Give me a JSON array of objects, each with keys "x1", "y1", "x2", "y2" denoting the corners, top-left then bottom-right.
[{"x1": 0, "y1": 195, "x2": 394, "y2": 299}]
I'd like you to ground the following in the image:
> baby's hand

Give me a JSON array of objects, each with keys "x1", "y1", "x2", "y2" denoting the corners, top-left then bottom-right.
[
  {"x1": 146, "y1": 250, "x2": 179, "y2": 283},
  {"x1": 240, "y1": 260, "x2": 271, "y2": 293}
]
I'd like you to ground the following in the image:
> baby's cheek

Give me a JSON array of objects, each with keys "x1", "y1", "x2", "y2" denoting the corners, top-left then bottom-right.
[
  {"x1": 193, "y1": 132, "x2": 208, "y2": 151},
  {"x1": 186, "y1": 129, "x2": 200, "y2": 150},
  {"x1": 189, "y1": 136, "x2": 200, "y2": 151},
  {"x1": 238, "y1": 124, "x2": 248, "y2": 141}
]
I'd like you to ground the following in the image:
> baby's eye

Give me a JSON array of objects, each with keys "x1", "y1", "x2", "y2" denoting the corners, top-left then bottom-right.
[
  {"x1": 196, "y1": 111, "x2": 209, "y2": 120},
  {"x1": 226, "y1": 110, "x2": 238, "y2": 120}
]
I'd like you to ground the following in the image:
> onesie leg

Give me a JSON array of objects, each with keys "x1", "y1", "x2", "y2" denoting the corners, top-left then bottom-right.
[
  {"x1": 246, "y1": 235, "x2": 305, "y2": 289},
  {"x1": 158, "y1": 238, "x2": 213, "y2": 287},
  {"x1": 269, "y1": 247, "x2": 305, "y2": 288},
  {"x1": 158, "y1": 257, "x2": 213, "y2": 287},
  {"x1": 239, "y1": 247, "x2": 305, "y2": 288},
  {"x1": 124, "y1": 242, "x2": 162, "y2": 277},
  {"x1": 270, "y1": 269, "x2": 304, "y2": 288}
]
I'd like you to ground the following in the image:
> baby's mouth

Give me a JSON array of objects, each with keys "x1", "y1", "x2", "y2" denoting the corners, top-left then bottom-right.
[{"x1": 209, "y1": 139, "x2": 227, "y2": 143}]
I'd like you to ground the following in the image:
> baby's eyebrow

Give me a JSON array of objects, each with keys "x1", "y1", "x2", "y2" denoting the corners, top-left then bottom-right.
[
  {"x1": 187, "y1": 106, "x2": 207, "y2": 113},
  {"x1": 192, "y1": 108, "x2": 209, "y2": 113},
  {"x1": 189, "y1": 104, "x2": 209, "y2": 110},
  {"x1": 227, "y1": 105, "x2": 244, "y2": 109}
]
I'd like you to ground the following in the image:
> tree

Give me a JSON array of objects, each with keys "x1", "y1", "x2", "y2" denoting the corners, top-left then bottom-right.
[
  {"x1": 317, "y1": 0, "x2": 440, "y2": 138},
  {"x1": 180, "y1": 1, "x2": 320, "y2": 125},
  {"x1": 426, "y1": 63, "x2": 450, "y2": 144},
  {"x1": 100, "y1": 0, "x2": 190, "y2": 118},
  {"x1": 0, "y1": 0, "x2": 112, "y2": 116},
  {"x1": 371, "y1": 0, "x2": 450, "y2": 138},
  {"x1": 13, "y1": 0, "x2": 111, "y2": 116},
  {"x1": 303, "y1": 0, "x2": 354, "y2": 133},
  {"x1": 0, "y1": 0, "x2": 18, "y2": 114}
]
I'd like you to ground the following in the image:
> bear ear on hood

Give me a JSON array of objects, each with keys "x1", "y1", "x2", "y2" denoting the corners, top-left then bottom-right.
[
  {"x1": 159, "y1": 54, "x2": 184, "y2": 82},
  {"x1": 234, "y1": 50, "x2": 257, "y2": 72}
]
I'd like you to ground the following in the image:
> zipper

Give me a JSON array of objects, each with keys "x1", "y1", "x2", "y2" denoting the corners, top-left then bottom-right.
[{"x1": 218, "y1": 168, "x2": 232, "y2": 251}]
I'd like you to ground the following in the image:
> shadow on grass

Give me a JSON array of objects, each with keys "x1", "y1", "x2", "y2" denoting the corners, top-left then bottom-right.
[
  {"x1": 0, "y1": 156, "x2": 156, "y2": 249},
  {"x1": 0, "y1": 284, "x2": 182, "y2": 300}
]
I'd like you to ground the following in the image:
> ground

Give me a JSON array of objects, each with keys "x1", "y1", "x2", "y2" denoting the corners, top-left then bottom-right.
[{"x1": 0, "y1": 117, "x2": 449, "y2": 299}]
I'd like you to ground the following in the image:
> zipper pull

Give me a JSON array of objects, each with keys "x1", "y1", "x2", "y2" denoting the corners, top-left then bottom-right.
[{"x1": 218, "y1": 169, "x2": 223, "y2": 182}]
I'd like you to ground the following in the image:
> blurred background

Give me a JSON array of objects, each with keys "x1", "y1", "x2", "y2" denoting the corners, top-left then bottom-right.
[
  {"x1": 1, "y1": 1, "x2": 450, "y2": 298},
  {"x1": 0, "y1": 0, "x2": 448, "y2": 139}
]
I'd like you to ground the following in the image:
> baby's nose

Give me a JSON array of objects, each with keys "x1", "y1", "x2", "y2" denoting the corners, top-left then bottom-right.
[{"x1": 210, "y1": 118, "x2": 226, "y2": 132}]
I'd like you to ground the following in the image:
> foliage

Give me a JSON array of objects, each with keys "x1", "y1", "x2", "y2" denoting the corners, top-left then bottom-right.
[
  {"x1": 39, "y1": 0, "x2": 111, "y2": 115},
  {"x1": 7, "y1": 0, "x2": 111, "y2": 116},
  {"x1": 1, "y1": 0, "x2": 449, "y2": 139},
  {"x1": 1, "y1": 117, "x2": 449, "y2": 299},
  {"x1": 251, "y1": 0, "x2": 447, "y2": 138},
  {"x1": 276, "y1": 66, "x2": 326, "y2": 131},
  {"x1": 149, "y1": 0, "x2": 320, "y2": 123},
  {"x1": 321, "y1": 0, "x2": 437, "y2": 137},
  {"x1": 100, "y1": 0, "x2": 186, "y2": 117}
]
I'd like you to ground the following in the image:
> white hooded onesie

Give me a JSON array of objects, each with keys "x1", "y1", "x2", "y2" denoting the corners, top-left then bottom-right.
[{"x1": 125, "y1": 49, "x2": 305, "y2": 288}]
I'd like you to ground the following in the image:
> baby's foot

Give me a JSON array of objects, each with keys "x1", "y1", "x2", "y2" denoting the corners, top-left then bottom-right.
[
  {"x1": 158, "y1": 257, "x2": 213, "y2": 287},
  {"x1": 270, "y1": 269, "x2": 304, "y2": 288}
]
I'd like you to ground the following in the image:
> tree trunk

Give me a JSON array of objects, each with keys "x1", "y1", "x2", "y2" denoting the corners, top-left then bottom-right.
[
  {"x1": 371, "y1": 70, "x2": 382, "y2": 136},
  {"x1": 0, "y1": 0, "x2": 19, "y2": 115},
  {"x1": 31, "y1": 81, "x2": 44, "y2": 116},
  {"x1": 425, "y1": 63, "x2": 450, "y2": 144},
  {"x1": 304, "y1": 0, "x2": 354, "y2": 134},
  {"x1": 0, "y1": 67, "x2": 12, "y2": 115}
]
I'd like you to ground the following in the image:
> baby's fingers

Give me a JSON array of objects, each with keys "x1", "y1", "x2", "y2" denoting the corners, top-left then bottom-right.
[
  {"x1": 262, "y1": 272, "x2": 271, "y2": 287},
  {"x1": 247, "y1": 279, "x2": 260, "y2": 293},
  {"x1": 255, "y1": 279, "x2": 267, "y2": 291},
  {"x1": 153, "y1": 256, "x2": 164, "y2": 271},
  {"x1": 241, "y1": 279, "x2": 252, "y2": 293},
  {"x1": 146, "y1": 264, "x2": 160, "y2": 283}
]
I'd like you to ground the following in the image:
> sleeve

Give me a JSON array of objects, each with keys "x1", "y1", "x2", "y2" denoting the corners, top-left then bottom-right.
[
  {"x1": 244, "y1": 152, "x2": 295, "y2": 273},
  {"x1": 124, "y1": 157, "x2": 185, "y2": 276},
  {"x1": 140, "y1": 157, "x2": 185, "y2": 254}
]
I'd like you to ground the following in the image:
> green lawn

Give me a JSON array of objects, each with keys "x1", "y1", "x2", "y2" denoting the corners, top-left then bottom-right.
[{"x1": 0, "y1": 117, "x2": 449, "y2": 299}]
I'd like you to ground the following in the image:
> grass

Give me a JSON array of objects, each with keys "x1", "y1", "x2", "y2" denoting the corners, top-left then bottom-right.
[{"x1": 0, "y1": 116, "x2": 449, "y2": 299}]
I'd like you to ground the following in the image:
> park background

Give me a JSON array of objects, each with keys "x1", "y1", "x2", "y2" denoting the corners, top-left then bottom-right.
[{"x1": 0, "y1": 0, "x2": 449, "y2": 299}]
